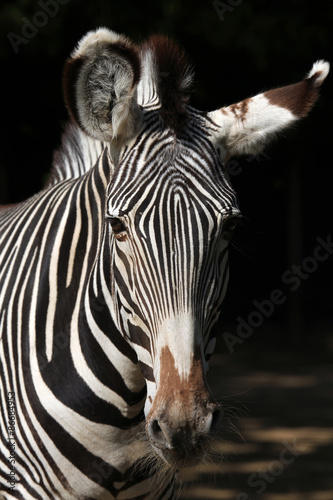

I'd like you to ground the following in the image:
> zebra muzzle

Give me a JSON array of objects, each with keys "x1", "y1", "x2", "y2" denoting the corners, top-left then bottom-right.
[
  {"x1": 146, "y1": 401, "x2": 223, "y2": 466},
  {"x1": 145, "y1": 334, "x2": 223, "y2": 466}
]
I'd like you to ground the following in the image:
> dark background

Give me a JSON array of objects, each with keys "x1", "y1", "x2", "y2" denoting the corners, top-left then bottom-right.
[{"x1": 0, "y1": 0, "x2": 332, "y2": 353}]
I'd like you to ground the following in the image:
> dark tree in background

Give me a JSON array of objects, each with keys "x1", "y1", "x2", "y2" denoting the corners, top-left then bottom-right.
[{"x1": 0, "y1": 0, "x2": 332, "y2": 353}]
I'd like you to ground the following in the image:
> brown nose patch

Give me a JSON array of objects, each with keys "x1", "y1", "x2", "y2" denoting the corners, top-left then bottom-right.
[{"x1": 148, "y1": 345, "x2": 212, "y2": 426}]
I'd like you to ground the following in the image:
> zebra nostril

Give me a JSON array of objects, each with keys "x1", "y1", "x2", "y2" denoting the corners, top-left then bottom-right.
[
  {"x1": 147, "y1": 419, "x2": 172, "y2": 449},
  {"x1": 148, "y1": 406, "x2": 223, "y2": 453}
]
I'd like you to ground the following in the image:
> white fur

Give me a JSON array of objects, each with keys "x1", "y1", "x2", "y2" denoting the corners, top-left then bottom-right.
[
  {"x1": 72, "y1": 27, "x2": 126, "y2": 58},
  {"x1": 306, "y1": 59, "x2": 330, "y2": 85},
  {"x1": 208, "y1": 95, "x2": 296, "y2": 159}
]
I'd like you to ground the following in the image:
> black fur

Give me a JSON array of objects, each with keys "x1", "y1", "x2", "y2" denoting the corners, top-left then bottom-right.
[{"x1": 142, "y1": 35, "x2": 194, "y2": 133}]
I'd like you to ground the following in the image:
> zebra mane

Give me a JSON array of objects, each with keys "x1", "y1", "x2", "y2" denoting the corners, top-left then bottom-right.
[
  {"x1": 46, "y1": 122, "x2": 105, "y2": 187},
  {"x1": 141, "y1": 35, "x2": 194, "y2": 132}
]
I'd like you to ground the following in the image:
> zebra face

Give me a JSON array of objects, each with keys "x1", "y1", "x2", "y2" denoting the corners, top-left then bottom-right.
[
  {"x1": 105, "y1": 124, "x2": 240, "y2": 465},
  {"x1": 64, "y1": 27, "x2": 241, "y2": 468},
  {"x1": 63, "y1": 27, "x2": 329, "y2": 468}
]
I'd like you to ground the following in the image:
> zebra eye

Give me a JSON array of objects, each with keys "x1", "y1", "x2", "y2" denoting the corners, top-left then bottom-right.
[
  {"x1": 223, "y1": 217, "x2": 239, "y2": 240},
  {"x1": 109, "y1": 218, "x2": 127, "y2": 241}
]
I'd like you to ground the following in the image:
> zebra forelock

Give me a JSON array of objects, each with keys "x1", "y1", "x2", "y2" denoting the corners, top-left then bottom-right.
[{"x1": 139, "y1": 35, "x2": 194, "y2": 132}]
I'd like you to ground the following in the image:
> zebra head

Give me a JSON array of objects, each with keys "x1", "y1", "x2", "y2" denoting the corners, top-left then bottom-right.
[{"x1": 63, "y1": 28, "x2": 329, "y2": 467}]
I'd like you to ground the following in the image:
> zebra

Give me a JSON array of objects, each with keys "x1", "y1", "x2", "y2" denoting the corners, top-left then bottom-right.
[{"x1": 0, "y1": 27, "x2": 329, "y2": 499}]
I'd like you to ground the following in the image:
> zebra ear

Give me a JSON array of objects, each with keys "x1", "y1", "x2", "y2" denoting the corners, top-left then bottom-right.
[
  {"x1": 63, "y1": 28, "x2": 142, "y2": 143},
  {"x1": 208, "y1": 60, "x2": 329, "y2": 161}
]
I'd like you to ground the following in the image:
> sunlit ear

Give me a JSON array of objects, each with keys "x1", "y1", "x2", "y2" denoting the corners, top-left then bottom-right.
[
  {"x1": 63, "y1": 27, "x2": 142, "y2": 143},
  {"x1": 208, "y1": 60, "x2": 329, "y2": 161}
]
